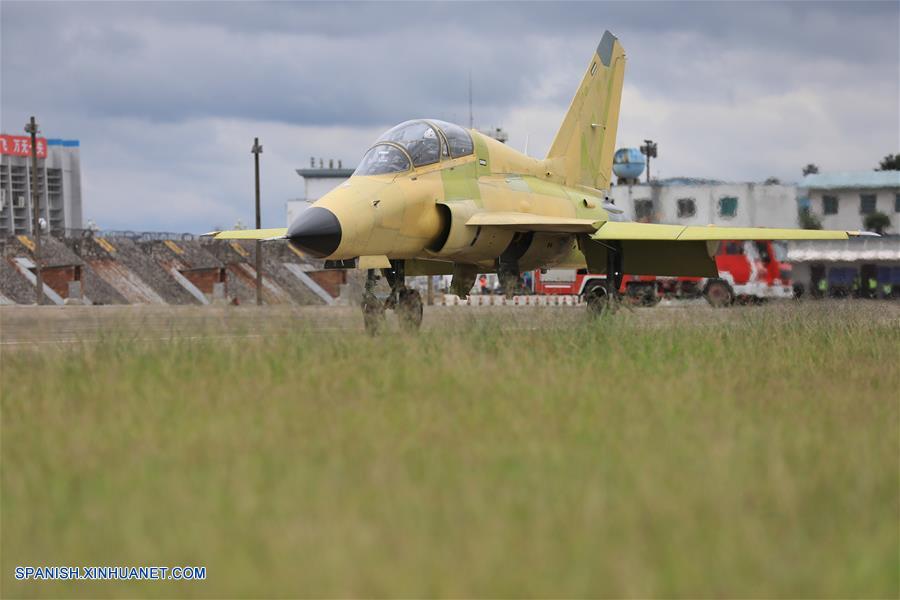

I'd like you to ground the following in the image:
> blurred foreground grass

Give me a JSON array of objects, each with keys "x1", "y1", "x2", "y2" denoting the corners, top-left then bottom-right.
[{"x1": 2, "y1": 303, "x2": 899, "y2": 598}]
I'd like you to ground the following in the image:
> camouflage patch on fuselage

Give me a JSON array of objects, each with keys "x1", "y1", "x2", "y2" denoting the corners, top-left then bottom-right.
[
  {"x1": 440, "y1": 161, "x2": 481, "y2": 206},
  {"x1": 522, "y1": 176, "x2": 568, "y2": 199}
]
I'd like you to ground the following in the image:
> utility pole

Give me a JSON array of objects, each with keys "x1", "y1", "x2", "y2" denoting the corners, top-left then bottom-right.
[
  {"x1": 640, "y1": 139, "x2": 657, "y2": 185},
  {"x1": 251, "y1": 137, "x2": 263, "y2": 306},
  {"x1": 25, "y1": 116, "x2": 43, "y2": 305}
]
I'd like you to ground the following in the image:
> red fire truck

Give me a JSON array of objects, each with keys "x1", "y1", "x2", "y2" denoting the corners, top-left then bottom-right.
[{"x1": 532, "y1": 240, "x2": 793, "y2": 307}]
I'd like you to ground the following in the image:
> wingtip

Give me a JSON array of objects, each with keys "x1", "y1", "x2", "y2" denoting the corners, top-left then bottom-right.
[
  {"x1": 200, "y1": 231, "x2": 221, "y2": 238},
  {"x1": 853, "y1": 231, "x2": 881, "y2": 237}
]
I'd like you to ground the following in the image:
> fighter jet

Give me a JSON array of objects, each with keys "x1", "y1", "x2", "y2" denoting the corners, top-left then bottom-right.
[{"x1": 210, "y1": 31, "x2": 873, "y2": 332}]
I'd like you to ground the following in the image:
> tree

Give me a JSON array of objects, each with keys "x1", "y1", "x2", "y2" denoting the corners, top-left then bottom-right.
[
  {"x1": 863, "y1": 211, "x2": 891, "y2": 235},
  {"x1": 876, "y1": 154, "x2": 900, "y2": 171},
  {"x1": 802, "y1": 163, "x2": 819, "y2": 176},
  {"x1": 764, "y1": 176, "x2": 781, "y2": 185},
  {"x1": 798, "y1": 207, "x2": 822, "y2": 230}
]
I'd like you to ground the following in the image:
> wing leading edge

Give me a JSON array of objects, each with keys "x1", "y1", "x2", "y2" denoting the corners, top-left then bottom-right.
[
  {"x1": 464, "y1": 214, "x2": 873, "y2": 240},
  {"x1": 204, "y1": 228, "x2": 288, "y2": 240},
  {"x1": 590, "y1": 221, "x2": 875, "y2": 241}
]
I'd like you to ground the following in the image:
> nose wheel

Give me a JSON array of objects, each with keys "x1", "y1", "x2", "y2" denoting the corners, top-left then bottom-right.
[
  {"x1": 362, "y1": 269, "x2": 386, "y2": 335},
  {"x1": 362, "y1": 261, "x2": 423, "y2": 335}
]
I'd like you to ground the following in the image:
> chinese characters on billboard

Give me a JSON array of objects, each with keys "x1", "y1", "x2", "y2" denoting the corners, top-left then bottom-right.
[{"x1": 0, "y1": 135, "x2": 48, "y2": 158}]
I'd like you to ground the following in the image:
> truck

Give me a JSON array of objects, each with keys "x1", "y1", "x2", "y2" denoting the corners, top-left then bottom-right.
[{"x1": 532, "y1": 240, "x2": 793, "y2": 307}]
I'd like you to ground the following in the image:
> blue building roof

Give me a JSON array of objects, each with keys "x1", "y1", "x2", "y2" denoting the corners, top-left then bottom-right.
[
  {"x1": 801, "y1": 171, "x2": 900, "y2": 190},
  {"x1": 656, "y1": 177, "x2": 726, "y2": 186}
]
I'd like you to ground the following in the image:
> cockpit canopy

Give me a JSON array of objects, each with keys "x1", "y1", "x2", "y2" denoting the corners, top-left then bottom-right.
[{"x1": 354, "y1": 119, "x2": 474, "y2": 176}]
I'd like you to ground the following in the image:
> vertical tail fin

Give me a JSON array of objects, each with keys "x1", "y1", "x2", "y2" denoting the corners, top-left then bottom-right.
[{"x1": 545, "y1": 31, "x2": 626, "y2": 191}]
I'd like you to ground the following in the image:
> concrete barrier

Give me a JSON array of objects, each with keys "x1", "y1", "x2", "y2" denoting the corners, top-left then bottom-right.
[{"x1": 440, "y1": 294, "x2": 582, "y2": 307}]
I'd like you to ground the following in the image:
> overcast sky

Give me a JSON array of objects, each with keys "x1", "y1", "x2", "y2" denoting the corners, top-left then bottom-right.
[{"x1": 2, "y1": 1, "x2": 898, "y2": 233}]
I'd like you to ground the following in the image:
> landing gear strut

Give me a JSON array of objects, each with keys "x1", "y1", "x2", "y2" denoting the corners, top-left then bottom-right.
[
  {"x1": 586, "y1": 241, "x2": 623, "y2": 316},
  {"x1": 450, "y1": 264, "x2": 478, "y2": 297},
  {"x1": 361, "y1": 260, "x2": 423, "y2": 335},
  {"x1": 496, "y1": 260, "x2": 520, "y2": 299},
  {"x1": 496, "y1": 232, "x2": 531, "y2": 298}
]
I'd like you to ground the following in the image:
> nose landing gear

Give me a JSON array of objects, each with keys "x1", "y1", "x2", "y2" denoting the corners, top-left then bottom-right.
[
  {"x1": 362, "y1": 269, "x2": 386, "y2": 336},
  {"x1": 362, "y1": 260, "x2": 423, "y2": 335}
]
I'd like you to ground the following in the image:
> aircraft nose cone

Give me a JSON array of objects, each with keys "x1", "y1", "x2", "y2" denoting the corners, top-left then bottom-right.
[{"x1": 287, "y1": 207, "x2": 342, "y2": 257}]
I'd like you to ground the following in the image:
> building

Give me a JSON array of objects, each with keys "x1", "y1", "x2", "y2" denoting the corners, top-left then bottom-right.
[
  {"x1": 607, "y1": 179, "x2": 798, "y2": 227},
  {"x1": 141, "y1": 239, "x2": 227, "y2": 304},
  {"x1": 287, "y1": 158, "x2": 354, "y2": 226},
  {"x1": 788, "y1": 238, "x2": 900, "y2": 298},
  {"x1": 800, "y1": 171, "x2": 900, "y2": 235},
  {"x1": 0, "y1": 135, "x2": 82, "y2": 235},
  {"x1": 1, "y1": 233, "x2": 132, "y2": 305}
]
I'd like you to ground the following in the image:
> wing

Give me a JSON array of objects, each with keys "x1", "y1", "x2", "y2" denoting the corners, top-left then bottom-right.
[
  {"x1": 203, "y1": 228, "x2": 288, "y2": 240},
  {"x1": 466, "y1": 212, "x2": 597, "y2": 233},
  {"x1": 582, "y1": 221, "x2": 877, "y2": 278},
  {"x1": 591, "y1": 221, "x2": 875, "y2": 241}
]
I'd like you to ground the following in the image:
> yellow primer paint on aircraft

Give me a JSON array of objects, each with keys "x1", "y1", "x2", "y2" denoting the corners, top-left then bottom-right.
[{"x1": 211, "y1": 31, "x2": 873, "y2": 329}]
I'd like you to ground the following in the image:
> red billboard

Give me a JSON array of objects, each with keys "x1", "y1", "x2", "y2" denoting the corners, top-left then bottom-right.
[{"x1": 0, "y1": 135, "x2": 48, "y2": 158}]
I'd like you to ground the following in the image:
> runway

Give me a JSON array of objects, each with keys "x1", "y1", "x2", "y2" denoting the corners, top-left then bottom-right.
[{"x1": 2, "y1": 300, "x2": 897, "y2": 348}]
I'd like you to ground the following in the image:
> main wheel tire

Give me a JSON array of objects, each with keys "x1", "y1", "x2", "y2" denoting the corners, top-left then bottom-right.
[
  {"x1": 396, "y1": 288, "x2": 424, "y2": 332},
  {"x1": 641, "y1": 288, "x2": 661, "y2": 307},
  {"x1": 626, "y1": 283, "x2": 660, "y2": 307},
  {"x1": 583, "y1": 281, "x2": 616, "y2": 316},
  {"x1": 623, "y1": 293, "x2": 642, "y2": 307},
  {"x1": 704, "y1": 280, "x2": 734, "y2": 308},
  {"x1": 362, "y1": 294, "x2": 385, "y2": 336}
]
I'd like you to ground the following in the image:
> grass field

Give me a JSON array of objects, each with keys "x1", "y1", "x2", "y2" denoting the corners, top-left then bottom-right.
[{"x1": 2, "y1": 303, "x2": 898, "y2": 598}]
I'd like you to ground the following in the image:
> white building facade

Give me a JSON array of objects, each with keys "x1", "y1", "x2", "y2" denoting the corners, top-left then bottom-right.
[
  {"x1": 0, "y1": 135, "x2": 82, "y2": 235},
  {"x1": 607, "y1": 180, "x2": 798, "y2": 227},
  {"x1": 801, "y1": 171, "x2": 900, "y2": 235}
]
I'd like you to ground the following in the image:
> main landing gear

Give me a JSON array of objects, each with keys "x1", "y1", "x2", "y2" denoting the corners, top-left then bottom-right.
[
  {"x1": 585, "y1": 241, "x2": 623, "y2": 317},
  {"x1": 362, "y1": 260, "x2": 423, "y2": 335}
]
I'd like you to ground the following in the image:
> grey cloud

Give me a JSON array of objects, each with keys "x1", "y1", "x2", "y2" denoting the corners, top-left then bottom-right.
[
  {"x1": 2, "y1": 7, "x2": 532, "y2": 127},
  {"x1": 4, "y1": 1, "x2": 896, "y2": 128}
]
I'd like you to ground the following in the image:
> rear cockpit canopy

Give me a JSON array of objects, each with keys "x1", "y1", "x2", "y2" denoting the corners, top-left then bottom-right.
[{"x1": 354, "y1": 119, "x2": 474, "y2": 176}]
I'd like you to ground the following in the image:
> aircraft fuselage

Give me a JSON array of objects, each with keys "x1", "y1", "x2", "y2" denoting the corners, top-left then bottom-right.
[{"x1": 302, "y1": 129, "x2": 611, "y2": 273}]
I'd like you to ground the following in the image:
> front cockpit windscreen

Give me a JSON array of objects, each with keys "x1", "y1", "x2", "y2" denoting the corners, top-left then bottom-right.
[
  {"x1": 377, "y1": 121, "x2": 441, "y2": 167},
  {"x1": 354, "y1": 144, "x2": 411, "y2": 176},
  {"x1": 430, "y1": 120, "x2": 474, "y2": 158}
]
